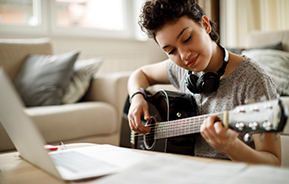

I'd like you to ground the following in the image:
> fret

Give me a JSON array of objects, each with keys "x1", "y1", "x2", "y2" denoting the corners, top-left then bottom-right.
[{"x1": 155, "y1": 113, "x2": 224, "y2": 140}]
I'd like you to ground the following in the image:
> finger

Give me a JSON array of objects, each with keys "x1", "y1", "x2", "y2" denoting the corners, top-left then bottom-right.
[
  {"x1": 200, "y1": 123, "x2": 208, "y2": 140},
  {"x1": 128, "y1": 115, "x2": 143, "y2": 134},
  {"x1": 138, "y1": 123, "x2": 151, "y2": 134},
  {"x1": 143, "y1": 107, "x2": 151, "y2": 121},
  {"x1": 203, "y1": 116, "x2": 217, "y2": 136},
  {"x1": 127, "y1": 109, "x2": 144, "y2": 133},
  {"x1": 214, "y1": 121, "x2": 226, "y2": 135},
  {"x1": 131, "y1": 115, "x2": 150, "y2": 134},
  {"x1": 201, "y1": 116, "x2": 220, "y2": 144},
  {"x1": 213, "y1": 122, "x2": 228, "y2": 145},
  {"x1": 129, "y1": 119, "x2": 141, "y2": 134},
  {"x1": 200, "y1": 118, "x2": 214, "y2": 142}
]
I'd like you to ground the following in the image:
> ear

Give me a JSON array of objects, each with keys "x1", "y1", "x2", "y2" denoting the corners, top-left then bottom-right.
[{"x1": 201, "y1": 16, "x2": 211, "y2": 34}]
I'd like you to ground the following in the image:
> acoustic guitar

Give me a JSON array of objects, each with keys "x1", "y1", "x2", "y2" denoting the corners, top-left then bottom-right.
[{"x1": 120, "y1": 90, "x2": 288, "y2": 155}]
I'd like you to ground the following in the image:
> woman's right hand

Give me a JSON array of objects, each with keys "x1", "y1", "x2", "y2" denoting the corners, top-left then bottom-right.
[
  {"x1": 127, "y1": 94, "x2": 151, "y2": 134},
  {"x1": 127, "y1": 60, "x2": 169, "y2": 134}
]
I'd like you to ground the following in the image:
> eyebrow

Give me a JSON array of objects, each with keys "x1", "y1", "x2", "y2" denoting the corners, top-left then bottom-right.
[{"x1": 162, "y1": 27, "x2": 189, "y2": 49}]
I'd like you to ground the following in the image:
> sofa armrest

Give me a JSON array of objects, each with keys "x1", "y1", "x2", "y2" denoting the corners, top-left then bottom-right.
[
  {"x1": 82, "y1": 71, "x2": 131, "y2": 138},
  {"x1": 84, "y1": 71, "x2": 131, "y2": 108}
]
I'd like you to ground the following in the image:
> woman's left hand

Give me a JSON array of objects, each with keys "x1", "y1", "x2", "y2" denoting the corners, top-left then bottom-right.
[{"x1": 200, "y1": 115, "x2": 239, "y2": 153}]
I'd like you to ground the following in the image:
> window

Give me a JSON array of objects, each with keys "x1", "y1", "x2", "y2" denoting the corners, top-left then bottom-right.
[
  {"x1": 0, "y1": 0, "x2": 145, "y2": 40},
  {"x1": 54, "y1": 0, "x2": 124, "y2": 31},
  {"x1": 0, "y1": 0, "x2": 46, "y2": 34},
  {"x1": 51, "y1": 0, "x2": 132, "y2": 38},
  {"x1": 0, "y1": 0, "x2": 39, "y2": 26}
]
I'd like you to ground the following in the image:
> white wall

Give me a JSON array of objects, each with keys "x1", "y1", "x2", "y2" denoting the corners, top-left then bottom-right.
[
  {"x1": 0, "y1": 34, "x2": 167, "y2": 74},
  {"x1": 51, "y1": 37, "x2": 167, "y2": 74}
]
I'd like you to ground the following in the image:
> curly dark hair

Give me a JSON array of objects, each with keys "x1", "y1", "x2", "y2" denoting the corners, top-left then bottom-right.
[{"x1": 139, "y1": 0, "x2": 219, "y2": 42}]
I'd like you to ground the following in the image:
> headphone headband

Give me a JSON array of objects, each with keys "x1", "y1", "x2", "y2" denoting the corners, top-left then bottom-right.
[
  {"x1": 185, "y1": 44, "x2": 229, "y2": 94},
  {"x1": 216, "y1": 44, "x2": 229, "y2": 77}
]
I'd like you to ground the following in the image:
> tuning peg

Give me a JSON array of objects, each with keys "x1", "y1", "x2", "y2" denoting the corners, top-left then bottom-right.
[
  {"x1": 235, "y1": 122, "x2": 245, "y2": 131},
  {"x1": 244, "y1": 133, "x2": 253, "y2": 142},
  {"x1": 249, "y1": 121, "x2": 259, "y2": 130},
  {"x1": 263, "y1": 120, "x2": 273, "y2": 131}
]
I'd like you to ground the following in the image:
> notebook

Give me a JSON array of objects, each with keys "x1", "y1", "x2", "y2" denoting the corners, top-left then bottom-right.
[{"x1": 0, "y1": 67, "x2": 148, "y2": 181}]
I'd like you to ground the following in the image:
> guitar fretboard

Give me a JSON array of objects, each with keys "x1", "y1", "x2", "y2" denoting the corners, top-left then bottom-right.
[{"x1": 154, "y1": 113, "x2": 224, "y2": 140}]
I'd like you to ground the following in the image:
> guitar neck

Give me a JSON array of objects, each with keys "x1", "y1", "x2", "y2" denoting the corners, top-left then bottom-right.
[{"x1": 154, "y1": 113, "x2": 224, "y2": 140}]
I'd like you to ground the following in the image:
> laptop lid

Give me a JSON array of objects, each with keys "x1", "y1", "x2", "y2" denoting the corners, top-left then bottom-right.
[{"x1": 0, "y1": 68, "x2": 63, "y2": 180}]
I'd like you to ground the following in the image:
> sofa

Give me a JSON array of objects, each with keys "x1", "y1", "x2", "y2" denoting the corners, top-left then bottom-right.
[{"x1": 0, "y1": 38, "x2": 131, "y2": 152}]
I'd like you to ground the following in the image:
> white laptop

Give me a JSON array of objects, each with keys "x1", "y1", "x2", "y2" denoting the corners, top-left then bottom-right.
[{"x1": 0, "y1": 67, "x2": 148, "y2": 181}]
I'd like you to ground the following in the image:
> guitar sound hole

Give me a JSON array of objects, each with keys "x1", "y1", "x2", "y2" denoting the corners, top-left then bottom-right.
[{"x1": 144, "y1": 116, "x2": 156, "y2": 150}]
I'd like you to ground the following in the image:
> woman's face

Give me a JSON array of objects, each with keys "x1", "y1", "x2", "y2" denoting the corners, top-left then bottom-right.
[{"x1": 155, "y1": 15, "x2": 213, "y2": 73}]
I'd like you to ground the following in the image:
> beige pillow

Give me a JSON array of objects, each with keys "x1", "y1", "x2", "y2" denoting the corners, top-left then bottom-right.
[
  {"x1": 241, "y1": 49, "x2": 289, "y2": 96},
  {"x1": 62, "y1": 58, "x2": 103, "y2": 104}
]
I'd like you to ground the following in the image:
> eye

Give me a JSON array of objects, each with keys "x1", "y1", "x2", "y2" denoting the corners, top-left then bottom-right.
[
  {"x1": 168, "y1": 49, "x2": 176, "y2": 55},
  {"x1": 184, "y1": 35, "x2": 191, "y2": 43},
  {"x1": 184, "y1": 36, "x2": 192, "y2": 43}
]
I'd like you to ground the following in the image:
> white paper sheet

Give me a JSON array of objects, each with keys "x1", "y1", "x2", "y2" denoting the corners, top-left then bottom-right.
[{"x1": 94, "y1": 154, "x2": 289, "y2": 184}]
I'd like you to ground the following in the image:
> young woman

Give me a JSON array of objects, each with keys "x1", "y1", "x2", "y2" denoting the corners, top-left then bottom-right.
[{"x1": 127, "y1": 0, "x2": 281, "y2": 165}]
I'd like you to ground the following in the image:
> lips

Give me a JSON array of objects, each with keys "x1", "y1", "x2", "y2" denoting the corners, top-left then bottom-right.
[{"x1": 186, "y1": 54, "x2": 199, "y2": 67}]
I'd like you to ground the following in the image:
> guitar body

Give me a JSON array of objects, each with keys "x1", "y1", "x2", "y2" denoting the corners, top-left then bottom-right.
[{"x1": 120, "y1": 90, "x2": 198, "y2": 156}]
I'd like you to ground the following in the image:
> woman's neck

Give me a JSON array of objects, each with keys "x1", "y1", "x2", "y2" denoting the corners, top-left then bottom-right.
[
  {"x1": 222, "y1": 52, "x2": 243, "y2": 79},
  {"x1": 203, "y1": 43, "x2": 226, "y2": 74}
]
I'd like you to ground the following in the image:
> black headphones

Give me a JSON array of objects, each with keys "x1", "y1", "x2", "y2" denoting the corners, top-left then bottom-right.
[{"x1": 185, "y1": 44, "x2": 229, "y2": 94}]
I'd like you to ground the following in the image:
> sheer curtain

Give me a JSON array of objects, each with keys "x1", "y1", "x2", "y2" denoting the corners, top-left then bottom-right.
[{"x1": 220, "y1": 0, "x2": 289, "y2": 48}]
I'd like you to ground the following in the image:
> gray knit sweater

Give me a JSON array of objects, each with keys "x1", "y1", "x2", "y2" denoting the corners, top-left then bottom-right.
[{"x1": 166, "y1": 56, "x2": 277, "y2": 159}]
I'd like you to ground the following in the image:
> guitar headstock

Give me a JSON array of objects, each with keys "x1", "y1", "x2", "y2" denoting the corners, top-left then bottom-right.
[{"x1": 228, "y1": 99, "x2": 288, "y2": 133}]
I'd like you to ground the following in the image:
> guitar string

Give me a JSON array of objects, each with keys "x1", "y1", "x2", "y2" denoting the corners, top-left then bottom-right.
[
  {"x1": 132, "y1": 123, "x2": 204, "y2": 138},
  {"x1": 142, "y1": 112, "x2": 222, "y2": 128},
  {"x1": 132, "y1": 113, "x2": 224, "y2": 141}
]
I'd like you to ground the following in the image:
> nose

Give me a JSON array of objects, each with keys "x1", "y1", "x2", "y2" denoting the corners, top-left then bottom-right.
[{"x1": 180, "y1": 48, "x2": 192, "y2": 62}]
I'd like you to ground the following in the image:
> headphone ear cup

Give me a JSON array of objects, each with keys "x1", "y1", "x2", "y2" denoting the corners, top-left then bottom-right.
[
  {"x1": 186, "y1": 74, "x2": 201, "y2": 93},
  {"x1": 197, "y1": 72, "x2": 220, "y2": 94}
]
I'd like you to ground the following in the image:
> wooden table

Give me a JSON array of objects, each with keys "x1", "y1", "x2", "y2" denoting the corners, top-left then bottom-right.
[{"x1": 0, "y1": 143, "x2": 231, "y2": 184}]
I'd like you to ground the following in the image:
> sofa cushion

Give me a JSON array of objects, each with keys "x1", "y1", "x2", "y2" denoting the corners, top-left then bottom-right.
[
  {"x1": 25, "y1": 102, "x2": 118, "y2": 143},
  {"x1": 227, "y1": 42, "x2": 283, "y2": 54},
  {"x1": 241, "y1": 49, "x2": 289, "y2": 96},
  {"x1": 62, "y1": 58, "x2": 103, "y2": 104},
  {"x1": 247, "y1": 30, "x2": 289, "y2": 52},
  {"x1": 246, "y1": 42, "x2": 283, "y2": 51},
  {"x1": 14, "y1": 50, "x2": 80, "y2": 107}
]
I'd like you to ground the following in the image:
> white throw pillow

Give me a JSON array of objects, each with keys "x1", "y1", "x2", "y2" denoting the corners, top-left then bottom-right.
[
  {"x1": 241, "y1": 49, "x2": 289, "y2": 96},
  {"x1": 62, "y1": 58, "x2": 103, "y2": 104}
]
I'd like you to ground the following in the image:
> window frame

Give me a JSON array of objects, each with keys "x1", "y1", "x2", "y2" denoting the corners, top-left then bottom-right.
[
  {"x1": 0, "y1": 0, "x2": 48, "y2": 36},
  {"x1": 0, "y1": 0, "x2": 145, "y2": 40}
]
